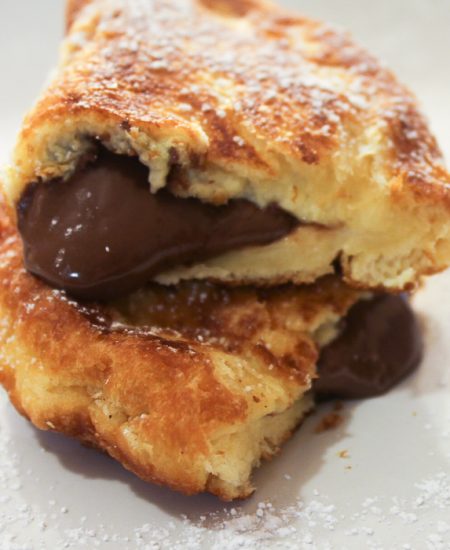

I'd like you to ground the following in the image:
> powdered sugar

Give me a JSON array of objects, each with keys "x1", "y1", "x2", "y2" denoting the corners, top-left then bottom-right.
[{"x1": 1, "y1": 390, "x2": 450, "y2": 548}]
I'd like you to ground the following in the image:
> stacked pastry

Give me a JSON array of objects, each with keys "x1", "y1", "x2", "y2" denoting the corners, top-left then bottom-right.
[{"x1": 0, "y1": 0, "x2": 449, "y2": 500}]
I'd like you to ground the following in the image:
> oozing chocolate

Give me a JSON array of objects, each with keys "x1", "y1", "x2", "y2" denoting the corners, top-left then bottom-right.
[
  {"x1": 315, "y1": 294, "x2": 423, "y2": 399},
  {"x1": 17, "y1": 147, "x2": 299, "y2": 300}
]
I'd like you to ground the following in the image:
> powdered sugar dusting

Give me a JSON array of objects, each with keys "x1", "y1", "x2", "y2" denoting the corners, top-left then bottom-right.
[
  {"x1": 2, "y1": 388, "x2": 450, "y2": 549},
  {"x1": 49, "y1": 0, "x2": 447, "y2": 182}
]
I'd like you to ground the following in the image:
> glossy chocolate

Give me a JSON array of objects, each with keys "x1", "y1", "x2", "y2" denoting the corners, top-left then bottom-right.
[
  {"x1": 315, "y1": 294, "x2": 423, "y2": 399},
  {"x1": 17, "y1": 147, "x2": 299, "y2": 300}
]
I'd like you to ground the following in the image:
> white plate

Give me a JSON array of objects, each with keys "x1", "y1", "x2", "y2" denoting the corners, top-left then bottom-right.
[{"x1": 1, "y1": 1, "x2": 450, "y2": 548}]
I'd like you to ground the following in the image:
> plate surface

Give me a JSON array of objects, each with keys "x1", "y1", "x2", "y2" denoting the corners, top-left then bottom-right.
[{"x1": 0, "y1": 1, "x2": 450, "y2": 548}]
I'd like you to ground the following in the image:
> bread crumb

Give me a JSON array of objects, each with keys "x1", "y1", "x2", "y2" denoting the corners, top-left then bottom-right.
[{"x1": 315, "y1": 412, "x2": 343, "y2": 433}]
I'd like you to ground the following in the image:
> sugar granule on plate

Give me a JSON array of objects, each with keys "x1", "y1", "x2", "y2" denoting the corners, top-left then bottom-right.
[{"x1": 1, "y1": 396, "x2": 450, "y2": 549}]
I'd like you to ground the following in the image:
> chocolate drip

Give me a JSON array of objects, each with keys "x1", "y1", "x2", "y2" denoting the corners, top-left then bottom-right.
[
  {"x1": 17, "y1": 147, "x2": 299, "y2": 300},
  {"x1": 315, "y1": 294, "x2": 423, "y2": 399}
]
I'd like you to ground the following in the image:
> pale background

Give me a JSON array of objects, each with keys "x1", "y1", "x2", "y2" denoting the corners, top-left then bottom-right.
[{"x1": 0, "y1": 1, "x2": 449, "y2": 549}]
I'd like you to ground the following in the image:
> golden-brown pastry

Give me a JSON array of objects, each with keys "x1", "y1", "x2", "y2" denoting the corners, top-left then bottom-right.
[
  {"x1": 0, "y1": 194, "x2": 365, "y2": 499},
  {"x1": 6, "y1": 0, "x2": 450, "y2": 296}
]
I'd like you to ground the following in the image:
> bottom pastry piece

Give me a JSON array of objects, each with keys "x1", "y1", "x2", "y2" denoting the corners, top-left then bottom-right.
[{"x1": 0, "y1": 200, "x2": 421, "y2": 500}]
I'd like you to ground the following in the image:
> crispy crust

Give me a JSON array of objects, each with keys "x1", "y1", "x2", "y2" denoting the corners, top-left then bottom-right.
[
  {"x1": 0, "y1": 198, "x2": 361, "y2": 499},
  {"x1": 8, "y1": 0, "x2": 450, "y2": 291}
]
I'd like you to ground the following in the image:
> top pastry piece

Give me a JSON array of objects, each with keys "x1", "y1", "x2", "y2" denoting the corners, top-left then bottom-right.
[{"x1": 7, "y1": 0, "x2": 450, "y2": 298}]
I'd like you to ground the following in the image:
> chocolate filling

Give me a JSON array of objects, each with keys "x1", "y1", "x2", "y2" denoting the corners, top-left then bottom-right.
[
  {"x1": 315, "y1": 294, "x2": 423, "y2": 399},
  {"x1": 17, "y1": 147, "x2": 299, "y2": 300},
  {"x1": 16, "y1": 146, "x2": 422, "y2": 400}
]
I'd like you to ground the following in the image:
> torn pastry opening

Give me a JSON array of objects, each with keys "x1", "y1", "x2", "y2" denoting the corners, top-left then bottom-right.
[
  {"x1": 14, "y1": 135, "x2": 424, "y2": 404},
  {"x1": 17, "y1": 143, "x2": 302, "y2": 300}
]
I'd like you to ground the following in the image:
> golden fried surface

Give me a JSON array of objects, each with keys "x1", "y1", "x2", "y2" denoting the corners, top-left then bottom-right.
[
  {"x1": 0, "y1": 198, "x2": 361, "y2": 499},
  {"x1": 8, "y1": 0, "x2": 450, "y2": 291}
]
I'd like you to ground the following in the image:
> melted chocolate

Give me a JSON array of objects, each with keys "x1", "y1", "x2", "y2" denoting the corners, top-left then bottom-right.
[
  {"x1": 16, "y1": 144, "x2": 422, "y2": 399},
  {"x1": 17, "y1": 147, "x2": 299, "y2": 300},
  {"x1": 315, "y1": 294, "x2": 423, "y2": 399}
]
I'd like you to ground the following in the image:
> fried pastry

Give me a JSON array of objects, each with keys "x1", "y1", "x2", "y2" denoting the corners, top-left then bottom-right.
[
  {"x1": 0, "y1": 196, "x2": 364, "y2": 499},
  {"x1": 0, "y1": 0, "x2": 435, "y2": 501},
  {"x1": 6, "y1": 0, "x2": 450, "y2": 301},
  {"x1": 0, "y1": 189, "x2": 424, "y2": 499}
]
